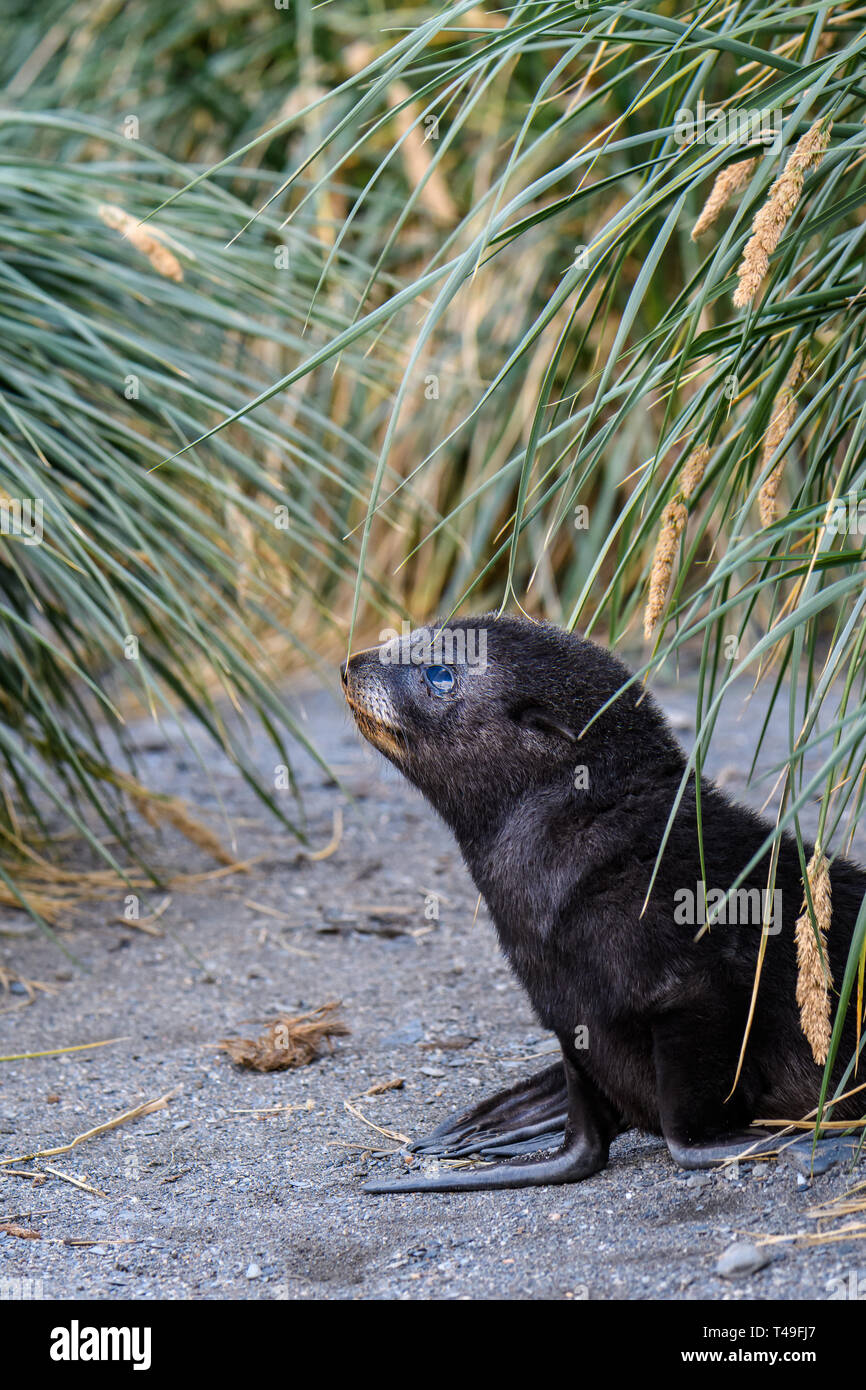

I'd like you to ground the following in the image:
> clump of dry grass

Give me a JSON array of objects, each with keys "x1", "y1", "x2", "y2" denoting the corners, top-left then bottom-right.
[
  {"x1": 795, "y1": 846, "x2": 834, "y2": 1065},
  {"x1": 643, "y1": 444, "x2": 710, "y2": 639},
  {"x1": 733, "y1": 120, "x2": 832, "y2": 307},
  {"x1": 98, "y1": 204, "x2": 184, "y2": 282},
  {"x1": 0, "y1": 763, "x2": 241, "y2": 930},
  {"x1": 0, "y1": 862, "x2": 252, "y2": 925},
  {"x1": 691, "y1": 157, "x2": 758, "y2": 238},
  {"x1": 0, "y1": 1221, "x2": 41, "y2": 1239},
  {"x1": 115, "y1": 772, "x2": 239, "y2": 866},
  {"x1": 0, "y1": 823, "x2": 253, "y2": 929},
  {"x1": 758, "y1": 346, "x2": 809, "y2": 526},
  {"x1": 219, "y1": 1001, "x2": 349, "y2": 1071}
]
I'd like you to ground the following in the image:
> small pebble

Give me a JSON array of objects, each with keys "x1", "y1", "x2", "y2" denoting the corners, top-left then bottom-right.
[
  {"x1": 246, "y1": 1263, "x2": 262, "y2": 1280},
  {"x1": 716, "y1": 1242, "x2": 770, "y2": 1278},
  {"x1": 381, "y1": 1020, "x2": 424, "y2": 1048}
]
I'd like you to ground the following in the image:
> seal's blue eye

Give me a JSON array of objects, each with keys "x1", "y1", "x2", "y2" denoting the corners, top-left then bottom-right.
[{"x1": 423, "y1": 665, "x2": 456, "y2": 696}]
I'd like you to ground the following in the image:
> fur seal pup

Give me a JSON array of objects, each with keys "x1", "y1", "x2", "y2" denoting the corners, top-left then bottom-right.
[{"x1": 341, "y1": 615, "x2": 866, "y2": 1192}]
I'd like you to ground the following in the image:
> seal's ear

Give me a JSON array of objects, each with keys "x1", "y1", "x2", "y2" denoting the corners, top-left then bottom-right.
[{"x1": 516, "y1": 705, "x2": 576, "y2": 743}]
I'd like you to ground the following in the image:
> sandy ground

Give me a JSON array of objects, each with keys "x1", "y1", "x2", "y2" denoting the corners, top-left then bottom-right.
[{"x1": 0, "y1": 664, "x2": 864, "y2": 1302}]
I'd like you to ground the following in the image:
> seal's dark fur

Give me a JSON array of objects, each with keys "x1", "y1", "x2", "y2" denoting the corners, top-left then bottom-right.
[{"x1": 343, "y1": 615, "x2": 866, "y2": 1191}]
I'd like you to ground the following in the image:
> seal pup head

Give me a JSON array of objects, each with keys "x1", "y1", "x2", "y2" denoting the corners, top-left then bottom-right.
[{"x1": 341, "y1": 614, "x2": 682, "y2": 833}]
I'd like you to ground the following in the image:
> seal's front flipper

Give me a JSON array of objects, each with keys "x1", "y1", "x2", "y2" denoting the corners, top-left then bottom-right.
[
  {"x1": 409, "y1": 1063, "x2": 568, "y2": 1159},
  {"x1": 363, "y1": 1134, "x2": 605, "y2": 1193},
  {"x1": 364, "y1": 1051, "x2": 619, "y2": 1194}
]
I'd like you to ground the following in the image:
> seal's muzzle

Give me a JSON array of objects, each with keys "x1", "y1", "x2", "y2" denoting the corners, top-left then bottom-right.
[{"x1": 342, "y1": 648, "x2": 406, "y2": 758}]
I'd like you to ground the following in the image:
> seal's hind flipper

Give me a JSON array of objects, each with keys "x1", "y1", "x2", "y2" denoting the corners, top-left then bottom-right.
[
  {"x1": 666, "y1": 1130, "x2": 782, "y2": 1169},
  {"x1": 668, "y1": 1130, "x2": 865, "y2": 1174},
  {"x1": 408, "y1": 1064, "x2": 569, "y2": 1159}
]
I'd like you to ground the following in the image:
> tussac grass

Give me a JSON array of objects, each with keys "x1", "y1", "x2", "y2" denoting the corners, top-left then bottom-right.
[{"x1": 0, "y1": 125, "x2": 409, "y2": 930}]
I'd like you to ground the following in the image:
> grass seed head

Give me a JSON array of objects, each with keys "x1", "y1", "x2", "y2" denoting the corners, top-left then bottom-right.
[
  {"x1": 692, "y1": 157, "x2": 757, "y2": 239},
  {"x1": 795, "y1": 846, "x2": 834, "y2": 1065},
  {"x1": 733, "y1": 121, "x2": 831, "y2": 308}
]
